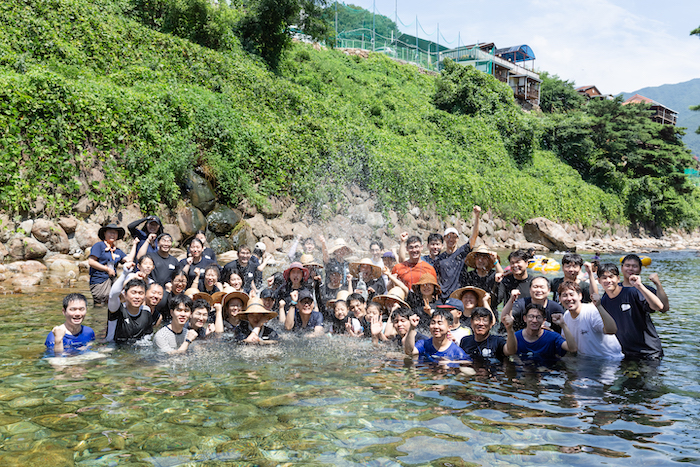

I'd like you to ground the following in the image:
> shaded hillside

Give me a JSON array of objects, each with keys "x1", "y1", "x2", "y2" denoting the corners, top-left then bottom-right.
[{"x1": 622, "y1": 78, "x2": 700, "y2": 158}]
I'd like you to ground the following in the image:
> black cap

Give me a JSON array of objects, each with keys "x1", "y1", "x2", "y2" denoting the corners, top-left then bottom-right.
[{"x1": 298, "y1": 289, "x2": 314, "y2": 302}]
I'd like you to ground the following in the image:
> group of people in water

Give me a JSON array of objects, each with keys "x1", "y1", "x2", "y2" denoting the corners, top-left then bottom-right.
[{"x1": 47, "y1": 206, "x2": 671, "y2": 366}]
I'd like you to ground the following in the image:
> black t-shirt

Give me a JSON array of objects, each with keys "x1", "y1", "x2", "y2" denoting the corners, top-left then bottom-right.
[
  {"x1": 460, "y1": 269, "x2": 498, "y2": 296},
  {"x1": 180, "y1": 257, "x2": 216, "y2": 288},
  {"x1": 601, "y1": 286, "x2": 663, "y2": 359},
  {"x1": 435, "y1": 243, "x2": 471, "y2": 300},
  {"x1": 459, "y1": 334, "x2": 506, "y2": 362},
  {"x1": 108, "y1": 304, "x2": 155, "y2": 343},
  {"x1": 496, "y1": 274, "x2": 533, "y2": 309},
  {"x1": 234, "y1": 321, "x2": 279, "y2": 341},
  {"x1": 222, "y1": 258, "x2": 262, "y2": 294},
  {"x1": 150, "y1": 253, "x2": 179, "y2": 286}
]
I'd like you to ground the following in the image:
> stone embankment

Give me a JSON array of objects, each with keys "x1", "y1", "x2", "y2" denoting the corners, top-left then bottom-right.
[{"x1": 1, "y1": 175, "x2": 698, "y2": 293}]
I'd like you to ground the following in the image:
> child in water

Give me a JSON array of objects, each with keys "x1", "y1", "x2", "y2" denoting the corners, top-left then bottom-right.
[{"x1": 328, "y1": 290, "x2": 362, "y2": 336}]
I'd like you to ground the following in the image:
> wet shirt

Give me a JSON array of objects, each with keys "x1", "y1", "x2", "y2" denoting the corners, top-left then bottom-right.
[
  {"x1": 514, "y1": 329, "x2": 566, "y2": 360},
  {"x1": 601, "y1": 286, "x2": 663, "y2": 359},
  {"x1": 108, "y1": 304, "x2": 155, "y2": 344},
  {"x1": 435, "y1": 243, "x2": 472, "y2": 300},
  {"x1": 552, "y1": 277, "x2": 591, "y2": 303},
  {"x1": 293, "y1": 311, "x2": 324, "y2": 332},
  {"x1": 234, "y1": 321, "x2": 279, "y2": 342},
  {"x1": 222, "y1": 258, "x2": 261, "y2": 294},
  {"x1": 562, "y1": 303, "x2": 624, "y2": 360},
  {"x1": 180, "y1": 257, "x2": 216, "y2": 288},
  {"x1": 511, "y1": 298, "x2": 565, "y2": 334},
  {"x1": 459, "y1": 334, "x2": 506, "y2": 362},
  {"x1": 496, "y1": 275, "x2": 533, "y2": 309},
  {"x1": 150, "y1": 253, "x2": 179, "y2": 286},
  {"x1": 45, "y1": 326, "x2": 95, "y2": 355},
  {"x1": 89, "y1": 242, "x2": 126, "y2": 285},
  {"x1": 460, "y1": 269, "x2": 498, "y2": 296},
  {"x1": 392, "y1": 260, "x2": 437, "y2": 289},
  {"x1": 415, "y1": 338, "x2": 470, "y2": 362},
  {"x1": 154, "y1": 325, "x2": 187, "y2": 352}
]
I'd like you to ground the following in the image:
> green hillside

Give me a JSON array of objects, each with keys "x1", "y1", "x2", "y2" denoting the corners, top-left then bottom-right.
[
  {"x1": 622, "y1": 78, "x2": 700, "y2": 159},
  {"x1": 0, "y1": 0, "x2": 697, "y2": 229}
]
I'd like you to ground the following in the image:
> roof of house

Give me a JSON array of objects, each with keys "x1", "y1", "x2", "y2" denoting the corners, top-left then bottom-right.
[
  {"x1": 623, "y1": 94, "x2": 677, "y2": 113},
  {"x1": 494, "y1": 45, "x2": 535, "y2": 62}
]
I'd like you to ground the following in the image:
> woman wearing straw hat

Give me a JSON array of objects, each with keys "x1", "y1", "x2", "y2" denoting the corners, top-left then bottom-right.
[
  {"x1": 451, "y1": 285, "x2": 492, "y2": 329},
  {"x1": 215, "y1": 291, "x2": 249, "y2": 333},
  {"x1": 276, "y1": 262, "x2": 312, "y2": 324},
  {"x1": 233, "y1": 297, "x2": 280, "y2": 344},
  {"x1": 88, "y1": 224, "x2": 130, "y2": 307},
  {"x1": 459, "y1": 244, "x2": 503, "y2": 297},
  {"x1": 349, "y1": 258, "x2": 386, "y2": 302},
  {"x1": 394, "y1": 273, "x2": 442, "y2": 333}
]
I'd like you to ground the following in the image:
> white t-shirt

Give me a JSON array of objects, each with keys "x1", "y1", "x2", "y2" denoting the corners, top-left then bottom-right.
[
  {"x1": 449, "y1": 325, "x2": 472, "y2": 345},
  {"x1": 562, "y1": 303, "x2": 624, "y2": 360}
]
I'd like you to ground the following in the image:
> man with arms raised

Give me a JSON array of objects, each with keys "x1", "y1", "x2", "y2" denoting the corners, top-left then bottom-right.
[
  {"x1": 106, "y1": 266, "x2": 155, "y2": 344},
  {"x1": 599, "y1": 263, "x2": 665, "y2": 360},
  {"x1": 558, "y1": 281, "x2": 623, "y2": 360},
  {"x1": 138, "y1": 233, "x2": 179, "y2": 286},
  {"x1": 392, "y1": 233, "x2": 437, "y2": 289},
  {"x1": 503, "y1": 303, "x2": 577, "y2": 361}
]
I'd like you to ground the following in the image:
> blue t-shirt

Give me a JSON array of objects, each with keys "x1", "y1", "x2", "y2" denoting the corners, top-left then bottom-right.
[
  {"x1": 415, "y1": 338, "x2": 470, "y2": 362},
  {"x1": 45, "y1": 326, "x2": 95, "y2": 355},
  {"x1": 89, "y1": 242, "x2": 126, "y2": 285},
  {"x1": 293, "y1": 311, "x2": 324, "y2": 332},
  {"x1": 515, "y1": 329, "x2": 566, "y2": 360}
]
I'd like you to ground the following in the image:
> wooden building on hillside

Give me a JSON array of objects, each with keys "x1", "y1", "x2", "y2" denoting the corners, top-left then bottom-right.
[
  {"x1": 576, "y1": 85, "x2": 613, "y2": 100},
  {"x1": 623, "y1": 94, "x2": 678, "y2": 126}
]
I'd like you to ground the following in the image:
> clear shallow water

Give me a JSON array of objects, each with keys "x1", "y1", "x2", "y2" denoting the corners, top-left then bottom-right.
[{"x1": 0, "y1": 250, "x2": 699, "y2": 466}]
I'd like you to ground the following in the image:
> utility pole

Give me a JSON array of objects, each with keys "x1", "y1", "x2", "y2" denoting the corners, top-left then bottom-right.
[
  {"x1": 372, "y1": 0, "x2": 376, "y2": 51},
  {"x1": 335, "y1": 1, "x2": 338, "y2": 47}
]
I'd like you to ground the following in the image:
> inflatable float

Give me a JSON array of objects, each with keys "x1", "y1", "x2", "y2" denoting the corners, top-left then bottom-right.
[
  {"x1": 528, "y1": 255, "x2": 561, "y2": 273},
  {"x1": 619, "y1": 256, "x2": 652, "y2": 266}
]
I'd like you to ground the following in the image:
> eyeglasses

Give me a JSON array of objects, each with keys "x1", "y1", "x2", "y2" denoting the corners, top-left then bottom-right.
[{"x1": 525, "y1": 314, "x2": 544, "y2": 321}]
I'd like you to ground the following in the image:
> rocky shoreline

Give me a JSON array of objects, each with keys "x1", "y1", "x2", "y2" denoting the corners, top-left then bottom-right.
[{"x1": 1, "y1": 177, "x2": 698, "y2": 293}]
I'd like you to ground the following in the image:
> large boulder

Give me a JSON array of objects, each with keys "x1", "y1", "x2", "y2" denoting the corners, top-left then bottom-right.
[
  {"x1": 177, "y1": 205, "x2": 207, "y2": 238},
  {"x1": 17, "y1": 260, "x2": 47, "y2": 274},
  {"x1": 184, "y1": 172, "x2": 216, "y2": 215},
  {"x1": 523, "y1": 217, "x2": 576, "y2": 252},
  {"x1": 260, "y1": 196, "x2": 286, "y2": 219},
  {"x1": 229, "y1": 222, "x2": 256, "y2": 250},
  {"x1": 74, "y1": 221, "x2": 101, "y2": 250},
  {"x1": 206, "y1": 204, "x2": 242, "y2": 235},
  {"x1": 31, "y1": 220, "x2": 69, "y2": 253},
  {"x1": 0, "y1": 242, "x2": 7, "y2": 261},
  {"x1": 246, "y1": 214, "x2": 272, "y2": 239},
  {"x1": 7, "y1": 237, "x2": 48, "y2": 260},
  {"x1": 209, "y1": 236, "x2": 233, "y2": 254},
  {"x1": 57, "y1": 215, "x2": 79, "y2": 235}
]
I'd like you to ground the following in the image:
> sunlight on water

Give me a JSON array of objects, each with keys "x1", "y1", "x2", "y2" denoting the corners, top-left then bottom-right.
[{"x1": 0, "y1": 251, "x2": 699, "y2": 465}]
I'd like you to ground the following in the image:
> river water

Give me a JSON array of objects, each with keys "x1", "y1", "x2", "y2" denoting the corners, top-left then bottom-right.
[{"x1": 0, "y1": 250, "x2": 699, "y2": 466}]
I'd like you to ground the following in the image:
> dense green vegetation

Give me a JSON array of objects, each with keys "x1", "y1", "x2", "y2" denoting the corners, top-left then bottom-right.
[
  {"x1": 331, "y1": 2, "x2": 400, "y2": 42},
  {"x1": 0, "y1": 0, "x2": 696, "y2": 231}
]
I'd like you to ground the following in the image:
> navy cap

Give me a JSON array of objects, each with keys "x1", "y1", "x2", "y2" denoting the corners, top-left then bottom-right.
[{"x1": 437, "y1": 298, "x2": 464, "y2": 313}]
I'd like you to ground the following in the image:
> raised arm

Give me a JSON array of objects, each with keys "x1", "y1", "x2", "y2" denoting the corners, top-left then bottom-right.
[
  {"x1": 552, "y1": 314, "x2": 577, "y2": 353},
  {"x1": 501, "y1": 289, "x2": 520, "y2": 319},
  {"x1": 648, "y1": 273, "x2": 669, "y2": 313},
  {"x1": 384, "y1": 267, "x2": 408, "y2": 295},
  {"x1": 630, "y1": 275, "x2": 663, "y2": 311},
  {"x1": 468, "y1": 205, "x2": 481, "y2": 249},
  {"x1": 214, "y1": 303, "x2": 224, "y2": 334},
  {"x1": 319, "y1": 235, "x2": 330, "y2": 265},
  {"x1": 590, "y1": 293, "x2": 617, "y2": 334},
  {"x1": 397, "y1": 232, "x2": 409, "y2": 263},
  {"x1": 108, "y1": 265, "x2": 133, "y2": 312},
  {"x1": 124, "y1": 238, "x2": 139, "y2": 263},
  {"x1": 584, "y1": 262, "x2": 599, "y2": 297},
  {"x1": 502, "y1": 313, "x2": 517, "y2": 356},
  {"x1": 287, "y1": 235, "x2": 301, "y2": 262},
  {"x1": 137, "y1": 234, "x2": 156, "y2": 260},
  {"x1": 403, "y1": 314, "x2": 420, "y2": 356},
  {"x1": 127, "y1": 217, "x2": 147, "y2": 239}
]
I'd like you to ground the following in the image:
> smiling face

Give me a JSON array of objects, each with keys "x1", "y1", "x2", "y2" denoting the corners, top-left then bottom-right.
[
  {"x1": 334, "y1": 301, "x2": 349, "y2": 320},
  {"x1": 359, "y1": 264, "x2": 373, "y2": 277},
  {"x1": 189, "y1": 241, "x2": 203, "y2": 259},
  {"x1": 304, "y1": 239, "x2": 316, "y2": 254},
  {"x1": 419, "y1": 283, "x2": 435, "y2": 297},
  {"x1": 139, "y1": 257, "x2": 155, "y2": 276},
  {"x1": 444, "y1": 232, "x2": 458, "y2": 250},
  {"x1": 428, "y1": 239, "x2": 443, "y2": 258},
  {"x1": 146, "y1": 220, "x2": 161, "y2": 234},
  {"x1": 370, "y1": 243, "x2": 382, "y2": 260},
  {"x1": 524, "y1": 309, "x2": 545, "y2": 333},
  {"x1": 170, "y1": 303, "x2": 192, "y2": 326},
  {"x1": 470, "y1": 314, "x2": 493, "y2": 339},
  {"x1": 621, "y1": 259, "x2": 641, "y2": 280},
  {"x1": 382, "y1": 256, "x2": 396, "y2": 269},
  {"x1": 460, "y1": 291, "x2": 478, "y2": 310},
  {"x1": 348, "y1": 299, "x2": 365, "y2": 319},
  {"x1": 158, "y1": 235, "x2": 172, "y2": 254},
  {"x1": 475, "y1": 254, "x2": 491, "y2": 271},
  {"x1": 299, "y1": 298, "x2": 314, "y2": 316},
  {"x1": 510, "y1": 258, "x2": 528, "y2": 278},
  {"x1": 63, "y1": 299, "x2": 87, "y2": 327},
  {"x1": 247, "y1": 312, "x2": 268, "y2": 328},
  {"x1": 190, "y1": 307, "x2": 208, "y2": 330},
  {"x1": 226, "y1": 298, "x2": 244, "y2": 321},
  {"x1": 559, "y1": 288, "x2": 582, "y2": 312},
  {"x1": 103, "y1": 229, "x2": 119, "y2": 245},
  {"x1": 563, "y1": 262, "x2": 581, "y2": 281},
  {"x1": 289, "y1": 268, "x2": 303, "y2": 286},
  {"x1": 599, "y1": 271, "x2": 619, "y2": 293},
  {"x1": 204, "y1": 269, "x2": 218, "y2": 287},
  {"x1": 329, "y1": 272, "x2": 341, "y2": 288},
  {"x1": 172, "y1": 274, "x2": 187, "y2": 294},
  {"x1": 238, "y1": 248, "x2": 251, "y2": 266},
  {"x1": 530, "y1": 277, "x2": 550, "y2": 301},
  {"x1": 145, "y1": 284, "x2": 163, "y2": 308},
  {"x1": 124, "y1": 285, "x2": 145, "y2": 309},
  {"x1": 262, "y1": 297, "x2": 274, "y2": 311},
  {"x1": 429, "y1": 315, "x2": 450, "y2": 338},
  {"x1": 392, "y1": 315, "x2": 411, "y2": 337},
  {"x1": 407, "y1": 241, "x2": 422, "y2": 261},
  {"x1": 228, "y1": 273, "x2": 243, "y2": 290}
]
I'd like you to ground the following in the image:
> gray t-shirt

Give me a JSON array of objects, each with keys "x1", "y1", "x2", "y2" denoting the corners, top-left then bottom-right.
[{"x1": 154, "y1": 326, "x2": 186, "y2": 352}]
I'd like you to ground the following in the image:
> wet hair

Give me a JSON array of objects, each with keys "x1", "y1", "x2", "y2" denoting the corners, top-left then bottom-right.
[
  {"x1": 239, "y1": 245, "x2": 251, "y2": 254},
  {"x1": 146, "y1": 282, "x2": 163, "y2": 292},
  {"x1": 271, "y1": 272, "x2": 286, "y2": 290},
  {"x1": 347, "y1": 293, "x2": 365, "y2": 305},
  {"x1": 508, "y1": 248, "x2": 533, "y2": 263},
  {"x1": 138, "y1": 255, "x2": 155, "y2": 267},
  {"x1": 369, "y1": 240, "x2": 383, "y2": 250},
  {"x1": 427, "y1": 233, "x2": 443, "y2": 244},
  {"x1": 168, "y1": 293, "x2": 193, "y2": 312},
  {"x1": 525, "y1": 302, "x2": 546, "y2": 319},
  {"x1": 561, "y1": 253, "x2": 583, "y2": 267},
  {"x1": 203, "y1": 263, "x2": 220, "y2": 279},
  {"x1": 63, "y1": 293, "x2": 87, "y2": 310},
  {"x1": 471, "y1": 307, "x2": 494, "y2": 323},
  {"x1": 222, "y1": 269, "x2": 242, "y2": 285},
  {"x1": 431, "y1": 308, "x2": 454, "y2": 325},
  {"x1": 599, "y1": 263, "x2": 619, "y2": 278},
  {"x1": 303, "y1": 237, "x2": 316, "y2": 247},
  {"x1": 366, "y1": 301, "x2": 382, "y2": 314},
  {"x1": 406, "y1": 235, "x2": 422, "y2": 246},
  {"x1": 171, "y1": 268, "x2": 187, "y2": 282},
  {"x1": 157, "y1": 233, "x2": 172, "y2": 243},
  {"x1": 392, "y1": 307, "x2": 416, "y2": 321},
  {"x1": 530, "y1": 276, "x2": 551, "y2": 290},
  {"x1": 191, "y1": 299, "x2": 211, "y2": 313},
  {"x1": 591, "y1": 260, "x2": 600, "y2": 272},
  {"x1": 557, "y1": 280, "x2": 582, "y2": 295},
  {"x1": 124, "y1": 278, "x2": 146, "y2": 293},
  {"x1": 253, "y1": 247, "x2": 264, "y2": 258},
  {"x1": 621, "y1": 254, "x2": 642, "y2": 268}
]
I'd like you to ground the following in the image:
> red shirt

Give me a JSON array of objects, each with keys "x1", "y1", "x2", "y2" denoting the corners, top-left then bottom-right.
[{"x1": 392, "y1": 261, "x2": 437, "y2": 289}]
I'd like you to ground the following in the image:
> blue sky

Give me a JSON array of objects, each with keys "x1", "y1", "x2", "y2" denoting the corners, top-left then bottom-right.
[{"x1": 338, "y1": 0, "x2": 700, "y2": 94}]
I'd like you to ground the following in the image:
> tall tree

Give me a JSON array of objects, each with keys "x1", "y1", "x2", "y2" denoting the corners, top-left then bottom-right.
[{"x1": 538, "y1": 71, "x2": 584, "y2": 113}]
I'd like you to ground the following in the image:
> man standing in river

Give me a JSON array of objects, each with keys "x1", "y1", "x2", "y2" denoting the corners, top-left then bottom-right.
[{"x1": 392, "y1": 233, "x2": 437, "y2": 289}]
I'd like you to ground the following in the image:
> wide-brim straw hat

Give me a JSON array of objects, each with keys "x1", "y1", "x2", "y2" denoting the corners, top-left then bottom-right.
[
  {"x1": 300, "y1": 254, "x2": 323, "y2": 269},
  {"x1": 349, "y1": 258, "x2": 382, "y2": 281},
  {"x1": 184, "y1": 287, "x2": 200, "y2": 298},
  {"x1": 465, "y1": 245, "x2": 498, "y2": 269},
  {"x1": 211, "y1": 291, "x2": 227, "y2": 304},
  {"x1": 411, "y1": 273, "x2": 442, "y2": 295},
  {"x1": 283, "y1": 262, "x2": 310, "y2": 282},
  {"x1": 98, "y1": 224, "x2": 126, "y2": 241},
  {"x1": 372, "y1": 287, "x2": 409, "y2": 309},
  {"x1": 192, "y1": 292, "x2": 214, "y2": 306},
  {"x1": 327, "y1": 289, "x2": 351, "y2": 306},
  {"x1": 239, "y1": 297, "x2": 278, "y2": 321},
  {"x1": 328, "y1": 238, "x2": 352, "y2": 256},
  {"x1": 450, "y1": 286, "x2": 490, "y2": 306},
  {"x1": 222, "y1": 291, "x2": 249, "y2": 310}
]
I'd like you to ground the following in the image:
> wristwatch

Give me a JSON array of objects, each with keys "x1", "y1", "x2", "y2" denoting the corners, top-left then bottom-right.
[{"x1": 185, "y1": 338, "x2": 192, "y2": 343}]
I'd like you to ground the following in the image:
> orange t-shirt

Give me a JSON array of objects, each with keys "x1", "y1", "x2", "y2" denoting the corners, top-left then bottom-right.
[{"x1": 392, "y1": 261, "x2": 437, "y2": 289}]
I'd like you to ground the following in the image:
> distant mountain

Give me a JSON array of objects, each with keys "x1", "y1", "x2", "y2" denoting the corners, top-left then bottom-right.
[{"x1": 621, "y1": 78, "x2": 700, "y2": 158}]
